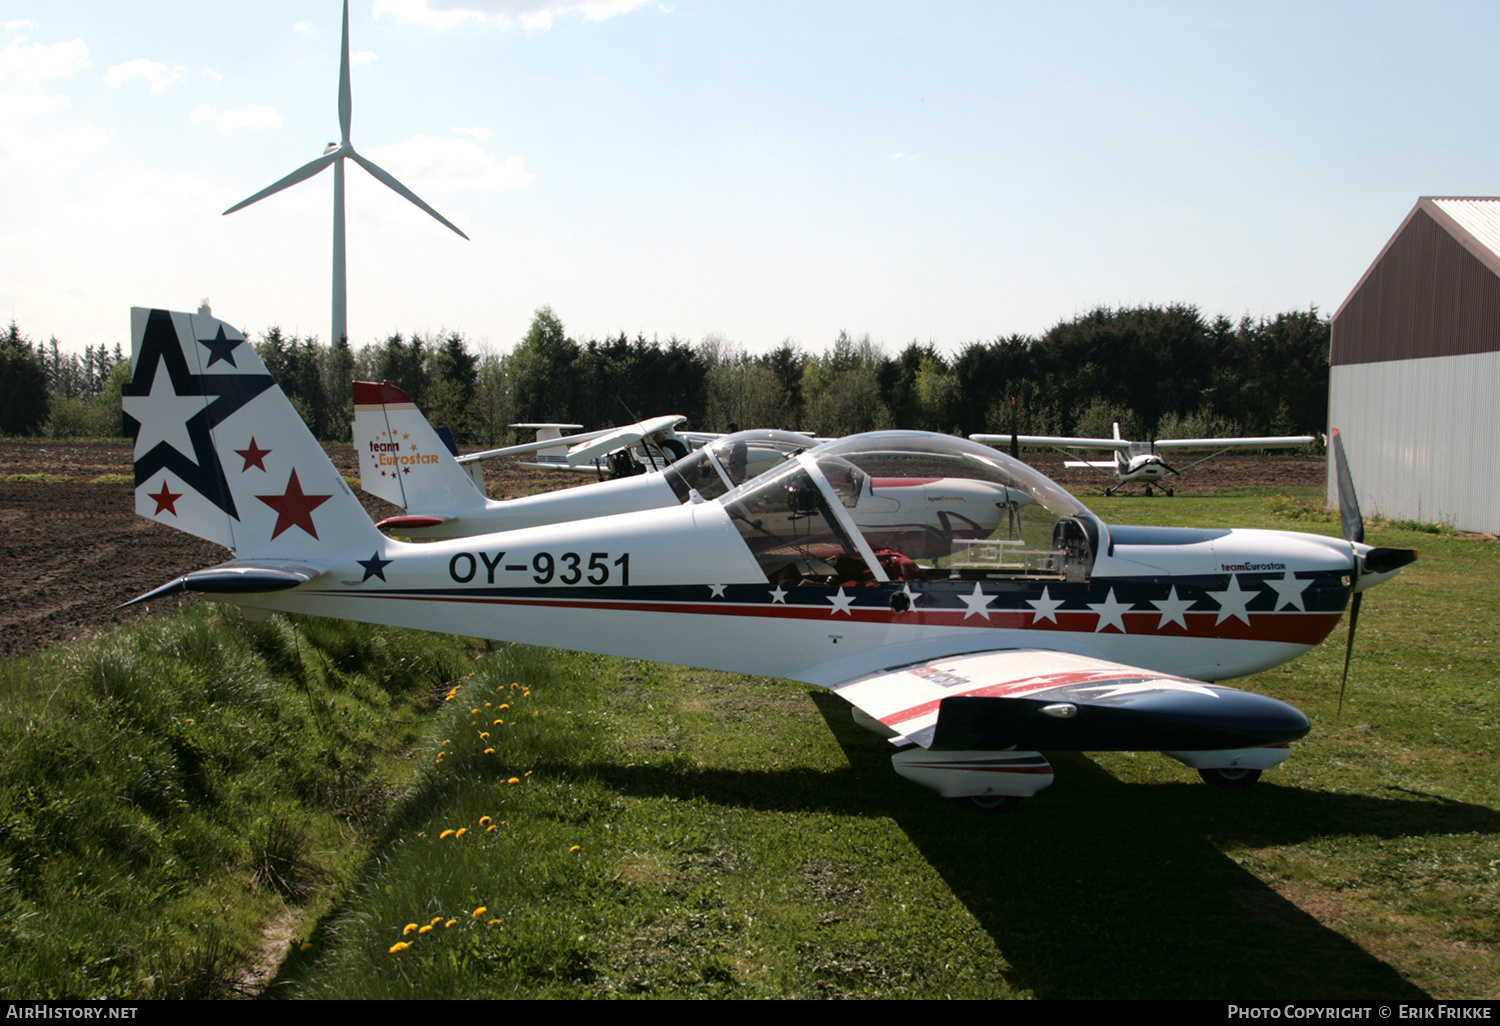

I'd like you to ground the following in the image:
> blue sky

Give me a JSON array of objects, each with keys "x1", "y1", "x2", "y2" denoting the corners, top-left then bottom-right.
[{"x1": 4, "y1": 0, "x2": 1497, "y2": 357}]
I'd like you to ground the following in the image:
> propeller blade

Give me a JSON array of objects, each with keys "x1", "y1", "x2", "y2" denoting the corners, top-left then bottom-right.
[
  {"x1": 1331, "y1": 427, "x2": 1364, "y2": 545},
  {"x1": 348, "y1": 151, "x2": 470, "y2": 240},
  {"x1": 338, "y1": 0, "x2": 352, "y2": 146},
  {"x1": 223, "y1": 151, "x2": 339, "y2": 215},
  {"x1": 1337, "y1": 591, "x2": 1362, "y2": 724}
]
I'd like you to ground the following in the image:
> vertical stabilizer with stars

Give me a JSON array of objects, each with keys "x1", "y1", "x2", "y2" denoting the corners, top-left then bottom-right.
[
  {"x1": 350, "y1": 380, "x2": 487, "y2": 513},
  {"x1": 124, "y1": 307, "x2": 383, "y2": 562}
]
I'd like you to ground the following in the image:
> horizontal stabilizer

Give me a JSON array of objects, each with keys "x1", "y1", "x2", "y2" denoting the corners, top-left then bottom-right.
[
  {"x1": 118, "y1": 560, "x2": 323, "y2": 608},
  {"x1": 376, "y1": 513, "x2": 451, "y2": 531}
]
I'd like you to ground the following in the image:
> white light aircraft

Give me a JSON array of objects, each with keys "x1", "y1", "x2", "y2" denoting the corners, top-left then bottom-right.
[
  {"x1": 123, "y1": 308, "x2": 1414, "y2": 809},
  {"x1": 971, "y1": 423, "x2": 1317, "y2": 496},
  {"x1": 352, "y1": 380, "x2": 1019, "y2": 549}
]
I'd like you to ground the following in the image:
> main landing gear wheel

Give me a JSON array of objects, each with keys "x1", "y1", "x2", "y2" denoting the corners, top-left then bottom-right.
[
  {"x1": 954, "y1": 794, "x2": 1021, "y2": 813},
  {"x1": 1198, "y1": 767, "x2": 1262, "y2": 788}
]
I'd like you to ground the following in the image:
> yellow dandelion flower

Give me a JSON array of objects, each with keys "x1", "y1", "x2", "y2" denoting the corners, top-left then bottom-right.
[
  {"x1": 480, "y1": 732, "x2": 490, "y2": 740},
  {"x1": 493, "y1": 719, "x2": 503, "y2": 725},
  {"x1": 418, "y1": 925, "x2": 433, "y2": 934},
  {"x1": 390, "y1": 941, "x2": 412, "y2": 953},
  {"x1": 444, "y1": 919, "x2": 456, "y2": 928},
  {"x1": 300, "y1": 942, "x2": 312, "y2": 952},
  {"x1": 403, "y1": 923, "x2": 419, "y2": 935},
  {"x1": 431, "y1": 917, "x2": 443, "y2": 925},
  {"x1": 498, "y1": 704, "x2": 510, "y2": 710},
  {"x1": 484, "y1": 748, "x2": 495, "y2": 754},
  {"x1": 569, "y1": 845, "x2": 581, "y2": 853},
  {"x1": 486, "y1": 824, "x2": 497, "y2": 832},
  {"x1": 472, "y1": 907, "x2": 488, "y2": 918},
  {"x1": 455, "y1": 827, "x2": 467, "y2": 838},
  {"x1": 488, "y1": 918, "x2": 503, "y2": 926},
  {"x1": 507, "y1": 777, "x2": 519, "y2": 784},
  {"x1": 470, "y1": 708, "x2": 481, "y2": 714},
  {"x1": 478, "y1": 816, "x2": 492, "y2": 827},
  {"x1": 524, "y1": 770, "x2": 533, "y2": 777},
  {"x1": 440, "y1": 829, "x2": 455, "y2": 839},
  {"x1": 184, "y1": 718, "x2": 195, "y2": 724},
  {"x1": 442, "y1": 739, "x2": 451, "y2": 745}
]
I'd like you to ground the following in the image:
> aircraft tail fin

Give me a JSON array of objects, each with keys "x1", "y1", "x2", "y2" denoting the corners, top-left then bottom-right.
[
  {"x1": 125, "y1": 307, "x2": 383, "y2": 562},
  {"x1": 351, "y1": 380, "x2": 487, "y2": 512}
]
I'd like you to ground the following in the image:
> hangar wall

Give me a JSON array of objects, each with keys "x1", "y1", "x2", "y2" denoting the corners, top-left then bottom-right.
[
  {"x1": 1328, "y1": 198, "x2": 1500, "y2": 536},
  {"x1": 1328, "y1": 350, "x2": 1500, "y2": 533}
]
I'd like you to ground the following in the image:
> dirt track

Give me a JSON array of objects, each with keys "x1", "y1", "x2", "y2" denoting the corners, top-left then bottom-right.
[{"x1": 0, "y1": 438, "x2": 1326, "y2": 659}]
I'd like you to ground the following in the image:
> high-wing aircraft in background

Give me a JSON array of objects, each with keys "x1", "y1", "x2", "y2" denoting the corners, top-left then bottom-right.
[
  {"x1": 123, "y1": 308, "x2": 1414, "y2": 809},
  {"x1": 352, "y1": 380, "x2": 1018, "y2": 549},
  {"x1": 970, "y1": 423, "x2": 1317, "y2": 496}
]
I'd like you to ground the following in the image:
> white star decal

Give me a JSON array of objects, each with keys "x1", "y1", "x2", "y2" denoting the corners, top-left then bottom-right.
[
  {"x1": 1087, "y1": 587, "x2": 1133, "y2": 633},
  {"x1": 1149, "y1": 586, "x2": 1195, "y2": 630},
  {"x1": 827, "y1": 587, "x2": 855, "y2": 616},
  {"x1": 1076, "y1": 680, "x2": 1221, "y2": 700},
  {"x1": 122, "y1": 362, "x2": 208, "y2": 461},
  {"x1": 959, "y1": 583, "x2": 997, "y2": 620},
  {"x1": 901, "y1": 582, "x2": 923, "y2": 607},
  {"x1": 769, "y1": 584, "x2": 787, "y2": 604},
  {"x1": 708, "y1": 583, "x2": 727, "y2": 598},
  {"x1": 1208, "y1": 574, "x2": 1254, "y2": 625},
  {"x1": 1264, "y1": 571, "x2": 1310, "y2": 611},
  {"x1": 1026, "y1": 586, "x2": 1065, "y2": 624}
]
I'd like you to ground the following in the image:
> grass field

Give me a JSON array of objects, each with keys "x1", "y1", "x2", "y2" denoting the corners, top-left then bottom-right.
[{"x1": 2, "y1": 487, "x2": 1495, "y2": 998}]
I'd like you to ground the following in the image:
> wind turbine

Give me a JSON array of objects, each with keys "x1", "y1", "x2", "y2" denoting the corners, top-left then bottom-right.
[{"x1": 223, "y1": 0, "x2": 468, "y2": 346}]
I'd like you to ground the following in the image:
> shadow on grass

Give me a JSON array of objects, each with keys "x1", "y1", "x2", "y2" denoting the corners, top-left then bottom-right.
[{"x1": 520, "y1": 690, "x2": 1479, "y2": 1000}]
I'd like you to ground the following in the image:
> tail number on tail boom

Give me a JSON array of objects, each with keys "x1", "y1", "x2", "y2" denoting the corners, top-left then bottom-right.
[{"x1": 448, "y1": 550, "x2": 630, "y2": 586}]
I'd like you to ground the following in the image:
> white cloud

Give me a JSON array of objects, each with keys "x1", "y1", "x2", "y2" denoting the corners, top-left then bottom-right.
[
  {"x1": 294, "y1": 21, "x2": 314, "y2": 37},
  {"x1": 374, "y1": 0, "x2": 652, "y2": 31},
  {"x1": 190, "y1": 103, "x2": 283, "y2": 134},
  {"x1": 351, "y1": 50, "x2": 378, "y2": 65},
  {"x1": 0, "y1": 34, "x2": 89, "y2": 87},
  {"x1": 103, "y1": 58, "x2": 185, "y2": 94},
  {"x1": 202, "y1": 68, "x2": 224, "y2": 81},
  {"x1": 455, "y1": 126, "x2": 493, "y2": 141},
  {"x1": 4, "y1": 20, "x2": 39, "y2": 33},
  {"x1": 365, "y1": 133, "x2": 536, "y2": 191}
]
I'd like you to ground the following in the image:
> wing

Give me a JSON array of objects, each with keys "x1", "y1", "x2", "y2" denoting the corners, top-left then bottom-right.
[
  {"x1": 1152, "y1": 435, "x2": 1316, "y2": 450},
  {"x1": 969, "y1": 433, "x2": 1131, "y2": 451},
  {"x1": 566, "y1": 415, "x2": 688, "y2": 466},
  {"x1": 831, "y1": 648, "x2": 1309, "y2": 752}
]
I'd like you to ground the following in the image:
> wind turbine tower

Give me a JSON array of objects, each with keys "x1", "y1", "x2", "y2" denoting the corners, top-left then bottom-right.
[{"x1": 223, "y1": 0, "x2": 468, "y2": 346}]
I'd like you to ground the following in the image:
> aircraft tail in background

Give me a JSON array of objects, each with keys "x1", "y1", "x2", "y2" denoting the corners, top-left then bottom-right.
[{"x1": 351, "y1": 380, "x2": 489, "y2": 513}]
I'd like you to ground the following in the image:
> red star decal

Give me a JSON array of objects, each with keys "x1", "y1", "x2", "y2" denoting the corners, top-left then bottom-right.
[
  {"x1": 149, "y1": 481, "x2": 182, "y2": 515},
  {"x1": 236, "y1": 437, "x2": 272, "y2": 472},
  {"x1": 256, "y1": 469, "x2": 332, "y2": 540}
]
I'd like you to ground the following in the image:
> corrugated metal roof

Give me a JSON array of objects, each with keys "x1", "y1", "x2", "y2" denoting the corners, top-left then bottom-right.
[{"x1": 1431, "y1": 197, "x2": 1500, "y2": 259}]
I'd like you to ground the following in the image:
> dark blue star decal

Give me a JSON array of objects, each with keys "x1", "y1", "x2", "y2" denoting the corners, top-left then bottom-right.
[
  {"x1": 198, "y1": 324, "x2": 243, "y2": 368},
  {"x1": 125, "y1": 309, "x2": 275, "y2": 520},
  {"x1": 357, "y1": 552, "x2": 393, "y2": 582}
]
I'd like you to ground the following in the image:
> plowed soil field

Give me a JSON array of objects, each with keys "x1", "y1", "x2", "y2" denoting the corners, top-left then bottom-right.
[{"x1": 0, "y1": 438, "x2": 1325, "y2": 658}]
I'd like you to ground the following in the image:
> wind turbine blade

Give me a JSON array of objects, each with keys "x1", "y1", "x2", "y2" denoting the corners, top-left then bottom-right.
[
  {"x1": 223, "y1": 152, "x2": 339, "y2": 215},
  {"x1": 338, "y1": 0, "x2": 352, "y2": 146},
  {"x1": 349, "y1": 151, "x2": 470, "y2": 240}
]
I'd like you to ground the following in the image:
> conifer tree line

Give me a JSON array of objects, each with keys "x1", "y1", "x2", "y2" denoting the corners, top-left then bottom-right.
[{"x1": 0, "y1": 303, "x2": 1328, "y2": 447}]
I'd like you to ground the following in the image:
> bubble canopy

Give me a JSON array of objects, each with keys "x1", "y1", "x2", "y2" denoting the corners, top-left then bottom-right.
[
  {"x1": 718, "y1": 431, "x2": 1101, "y2": 584},
  {"x1": 661, "y1": 429, "x2": 815, "y2": 504}
]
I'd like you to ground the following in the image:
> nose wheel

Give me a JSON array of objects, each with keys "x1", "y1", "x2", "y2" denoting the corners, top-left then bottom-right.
[
  {"x1": 1198, "y1": 767, "x2": 1262, "y2": 788},
  {"x1": 953, "y1": 794, "x2": 1021, "y2": 812}
]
